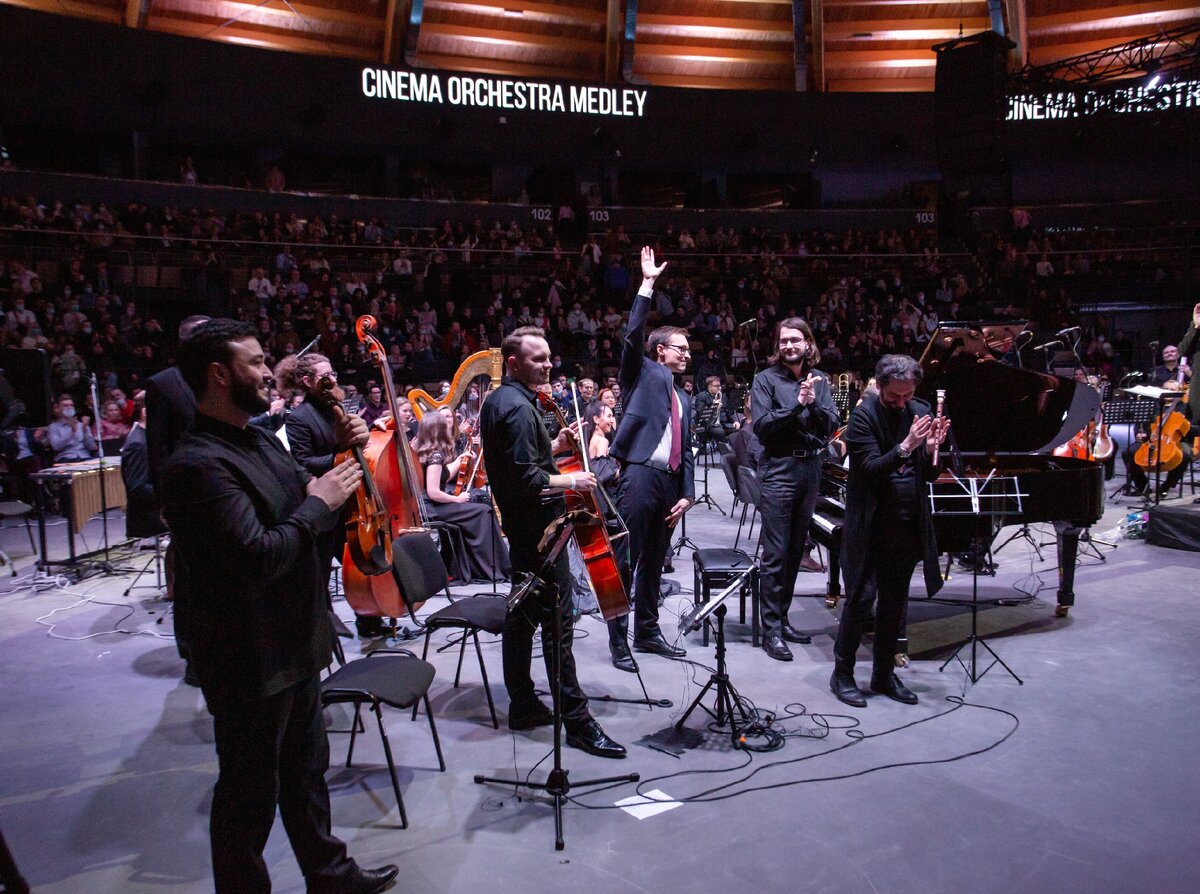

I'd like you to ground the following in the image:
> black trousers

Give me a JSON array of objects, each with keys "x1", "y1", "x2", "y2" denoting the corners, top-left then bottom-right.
[
  {"x1": 1122, "y1": 444, "x2": 1189, "y2": 492},
  {"x1": 502, "y1": 549, "x2": 591, "y2": 723},
  {"x1": 834, "y1": 523, "x2": 921, "y2": 682},
  {"x1": 209, "y1": 675, "x2": 356, "y2": 894},
  {"x1": 608, "y1": 462, "x2": 683, "y2": 642},
  {"x1": 757, "y1": 454, "x2": 822, "y2": 637}
]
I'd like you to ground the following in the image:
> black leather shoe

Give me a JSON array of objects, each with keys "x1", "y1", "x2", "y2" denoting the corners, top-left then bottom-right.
[
  {"x1": 610, "y1": 642, "x2": 639, "y2": 673},
  {"x1": 633, "y1": 632, "x2": 686, "y2": 658},
  {"x1": 508, "y1": 700, "x2": 555, "y2": 731},
  {"x1": 870, "y1": 673, "x2": 918, "y2": 705},
  {"x1": 830, "y1": 671, "x2": 867, "y2": 708},
  {"x1": 781, "y1": 622, "x2": 812, "y2": 645},
  {"x1": 565, "y1": 719, "x2": 627, "y2": 759},
  {"x1": 762, "y1": 634, "x2": 793, "y2": 662},
  {"x1": 313, "y1": 864, "x2": 399, "y2": 894}
]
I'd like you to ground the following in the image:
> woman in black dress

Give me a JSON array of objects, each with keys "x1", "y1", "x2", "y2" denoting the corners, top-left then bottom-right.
[{"x1": 411, "y1": 411, "x2": 510, "y2": 583}]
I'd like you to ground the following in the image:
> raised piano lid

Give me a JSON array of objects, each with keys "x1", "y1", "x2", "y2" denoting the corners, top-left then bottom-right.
[{"x1": 916, "y1": 324, "x2": 1101, "y2": 454}]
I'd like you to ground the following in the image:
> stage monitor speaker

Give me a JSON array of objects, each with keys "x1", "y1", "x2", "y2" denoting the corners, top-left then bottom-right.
[
  {"x1": 1, "y1": 347, "x2": 53, "y2": 427},
  {"x1": 934, "y1": 30, "x2": 1014, "y2": 177}
]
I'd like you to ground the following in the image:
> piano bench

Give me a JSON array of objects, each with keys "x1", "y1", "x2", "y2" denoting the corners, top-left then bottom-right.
[
  {"x1": 693, "y1": 548, "x2": 760, "y2": 648},
  {"x1": 809, "y1": 512, "x2": 844, "y2": 609}
]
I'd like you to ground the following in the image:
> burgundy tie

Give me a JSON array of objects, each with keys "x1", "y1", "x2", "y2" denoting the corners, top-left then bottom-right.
[{"x1": 668, "y1": 390, "x2": 682, "y2": 471}]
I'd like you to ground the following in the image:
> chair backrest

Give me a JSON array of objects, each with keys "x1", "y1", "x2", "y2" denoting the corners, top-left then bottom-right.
[
  {"x1": 391, "y1": 532, "x2": 451, "y2": 607},
  {"x1": 720, "y1": 452, "x2": 739, "y2": 495},
  {"x1": 736, "y1": 466, "x2": 761, "y2": 506}
]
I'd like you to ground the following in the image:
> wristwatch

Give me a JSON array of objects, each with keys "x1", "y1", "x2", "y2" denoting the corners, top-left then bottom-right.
[{"x1": 897, "y1": 444, "x2": 912, "y2": 459}]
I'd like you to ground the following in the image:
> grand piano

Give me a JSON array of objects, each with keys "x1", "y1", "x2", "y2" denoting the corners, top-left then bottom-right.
[{"x1": 813, "y1": 323, "x2": 1105, "y2": 616}]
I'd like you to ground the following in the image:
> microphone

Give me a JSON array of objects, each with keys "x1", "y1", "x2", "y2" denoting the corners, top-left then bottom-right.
[
  {"x1": 738, "y1": 319, "x2": 758, "y2": 328},
  {"x1": 1033, "y1": 340, "x2": 1062, "y2": 351},
  {"x1": 1056, "y1": 326, "x2": 1081, "y2": 338}
]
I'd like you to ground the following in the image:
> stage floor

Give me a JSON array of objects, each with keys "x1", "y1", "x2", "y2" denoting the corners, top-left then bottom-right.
[{"x1": 2, "y1": 469, "x2": 1199, "y2": 894}]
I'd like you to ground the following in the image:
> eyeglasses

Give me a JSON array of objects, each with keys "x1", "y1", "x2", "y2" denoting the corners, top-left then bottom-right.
[
  {"x1": 779, "y1": 337, "x2": 807, "y2": 346},
  {"x1": 665, "y1": 344, "x2": 691, "y2": 356}
]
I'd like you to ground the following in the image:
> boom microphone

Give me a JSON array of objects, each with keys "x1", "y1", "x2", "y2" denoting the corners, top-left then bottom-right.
[
  {"x1": 1033, "y1": 340, "x2": 1062, "y2": 351},
  {"x1": 738, "y1": 319, "x2": 758, "y2": 328},
  {"x1": 1056, "y1": 326, "x2": 1081, "y2": 338}
]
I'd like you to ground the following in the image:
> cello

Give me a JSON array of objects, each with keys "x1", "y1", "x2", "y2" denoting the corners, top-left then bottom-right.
[
  {"x1": 340, "y1": 315, "x2": 431, "y2": 619},
  {"x1": 1134, "y1": 390, "x2": 1190, "y2": 474},
  {"x1": 536, "y1": 389, "x2": 630, "y2": 622}
]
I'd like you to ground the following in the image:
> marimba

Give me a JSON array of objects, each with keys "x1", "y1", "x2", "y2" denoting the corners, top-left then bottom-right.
[{"x1": 30, "y1": 459, "x2": 127, "y2": 570}]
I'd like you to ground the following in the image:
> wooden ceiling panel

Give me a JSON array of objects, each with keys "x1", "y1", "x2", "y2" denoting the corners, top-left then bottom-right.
[{"x1": 7, "y1": 0, "x2": 1199, "y2": 92}]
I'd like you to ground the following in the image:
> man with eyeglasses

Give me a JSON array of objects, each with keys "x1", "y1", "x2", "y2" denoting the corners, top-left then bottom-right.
[
  {"x1": 750, "y1": 318, "x2": 841, "y2": 661},
  {"x1": 605, "y1": 247, "x2": 696, "y2": 671}
]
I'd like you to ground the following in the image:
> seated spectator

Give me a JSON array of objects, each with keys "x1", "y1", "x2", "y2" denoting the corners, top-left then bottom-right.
[
  {"x1": 98, "y1": 400, "x2": 131, "y2": 441},
  {"x1": 46, "y1": 395, "x2": 97, "y2": 463}
]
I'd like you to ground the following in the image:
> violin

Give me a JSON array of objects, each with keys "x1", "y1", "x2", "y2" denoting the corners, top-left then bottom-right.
[
  {"x1": 1134, "y1": 392, "x2": 1190, "y2": 473},
  {"x1": 452, "y1": 417, "x2": 488, "y2": 496},
  {"x1": 340, "y1": 316, "x2": 430, "y2": 619},
  {"x1": 315, "y1": 374, "x2": 393, "y2": 577},
  {"x1": 536, "y1": 389, "x2": 630, "y2": 622}
]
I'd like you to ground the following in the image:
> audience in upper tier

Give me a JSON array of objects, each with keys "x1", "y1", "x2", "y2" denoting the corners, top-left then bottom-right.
[{"x1": 0, "y1": 191, "x2": 1192, "y2": 476}]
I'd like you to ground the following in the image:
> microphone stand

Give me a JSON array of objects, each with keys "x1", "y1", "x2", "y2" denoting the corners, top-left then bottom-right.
[
  {"x1": 474, "y1": 511, "x2": 639, "y2": 851},
  {"x1": 89, "y1": 374, "x2": 115, "y2": 574}
]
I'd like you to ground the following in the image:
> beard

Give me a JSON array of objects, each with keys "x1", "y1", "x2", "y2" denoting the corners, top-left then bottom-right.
[{"x1": 230, "y1": 371, "x2": 270, "y2": 415}]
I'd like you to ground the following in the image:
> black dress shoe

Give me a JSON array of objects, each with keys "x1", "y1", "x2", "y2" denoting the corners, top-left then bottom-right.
[
  {"x1": 313, "y1": 864, "x2": 399, "y2": 894},
  {"x1": 781, "y1": 622, "x2": 812, "y2": 645},
  {"x1": 508, "y1": 700, "x2": 555, "y2": 731},
  {"x1": 632, "y1": 632, "x2": 686, "y2": 658},
  {"x1": 610, "y1": 643, "x2": 639, "y2": 674},
  {"x1": 565, "y1": 719, "x2": 627, "y2": 759},
  {"x1": 870, "y1": 673, "x2": 918, "y2": 705},
  {"x1": 762, "y1": 634, "x2": 793, "y2": 662},
  {"x1": 829, "y1": 671, "x2": 867, "y2": 708}
]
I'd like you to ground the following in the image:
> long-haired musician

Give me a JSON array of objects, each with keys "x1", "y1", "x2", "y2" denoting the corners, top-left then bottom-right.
[{"x1": 749, "y1": 317, "x2": 840, "y2": 661}]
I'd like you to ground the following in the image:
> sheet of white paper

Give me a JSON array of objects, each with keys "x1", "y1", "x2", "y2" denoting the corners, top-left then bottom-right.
[{"x1": 614, "y1": 788, "x2": 682, "y2": 820}]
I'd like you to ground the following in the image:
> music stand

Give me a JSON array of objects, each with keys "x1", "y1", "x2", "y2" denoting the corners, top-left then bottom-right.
[
  {"x1": 475, "y1": 509, "x2": 639, "y2": 851},
  {"x1": 931, "y1": 472, "x2": 1025, "y2": 685},
  {"x1": 1120, "y1": 386, "x2": 1180, "y2": 506},
  {"x1": 1102, "y1": 396, "x2": 1160, "y2": 499},
  {"x1": 674, "y1": 561, "x2": 759, "y2": 747},
  {"x1": 691, "y1": 438, "x2": 724, "y2": 514}
]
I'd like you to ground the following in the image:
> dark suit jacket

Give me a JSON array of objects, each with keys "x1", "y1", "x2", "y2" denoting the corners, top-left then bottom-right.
[
  {"x1": 163, "y1": 413, "x2": 338, "y2": 711},
  {"x1": 609, "y1": 288, "x2": 696, "y2": 500},
  {"x1": 144, "y1": 366, "x2": 195, "y2": 507},
  {"x1": 840, "y1": 394, "x2": 943, "y2": 603},
  {"x1": 121, "y1": 424, "x2": 166, "y2": 538},
  {"x1": 285, "y1": 398, "x2": 337, "y2": 477},
  {"x1": 1177, "y1": 323, "x2": 1199, "y2": 423}
]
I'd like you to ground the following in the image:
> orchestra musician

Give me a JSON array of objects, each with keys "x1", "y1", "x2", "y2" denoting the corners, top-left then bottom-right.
[
  {"x1": 161, "y1": 320, "x2": 397, "y2": 894},
  {"x1": 1178, "y1": 303, "x2": 1200, "y2": 419},
  {"x1": 831, "y1": 354, "x2": 949, "y2": 708},
  {"x1": 605, "y1": 247, "x2": 695, "y2": 670},
  {"x1": 478, "y1": 326, "x2": 626, "y2": 758},
  {"x1": 750, "y1": 318, "x2": 840, "y2": 661},
  {"x1": 411, "y1": 411, "x2": 510, "y2": 583},
  {"x1": 277, "y1": 353, "x2": 382, "y2": 639},
  {"x1": 144, "y1": 313, "x2": 211, "y2": 686},
  {"x1": 693, "y1": 375, "x2": 740, "y2": 446}
]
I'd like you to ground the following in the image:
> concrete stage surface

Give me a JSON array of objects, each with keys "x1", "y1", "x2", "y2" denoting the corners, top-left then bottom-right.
[{"x1": 1, "y1": 470, "x2": 1198, "y2": 894}]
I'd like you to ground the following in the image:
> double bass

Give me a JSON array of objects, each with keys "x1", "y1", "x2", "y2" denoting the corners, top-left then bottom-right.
[
  {"x1": 314, "y1": 374, "x2": 392, "y2": 576},
  {"x1": 340, "y1": 315, "x2": 430, "y2": 619},
  {"x1": 536, "y1": 389, "x2": 630, "y2": 622}
]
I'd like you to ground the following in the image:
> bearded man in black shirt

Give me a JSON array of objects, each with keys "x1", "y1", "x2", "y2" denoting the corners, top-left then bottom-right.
[{"x1": 163, "y1": 319, "x2": 396, "y2": 894}]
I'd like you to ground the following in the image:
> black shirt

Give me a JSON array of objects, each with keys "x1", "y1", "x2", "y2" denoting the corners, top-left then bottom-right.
[
  {"x1": 479, "y1": 377, "x2": 565, "y2": 568},
  {"x1": 163, "y1": 412, "x2": 337, "y2": 709},
  {"x1": 750, "y1": 364, "x2": 841, "y2": 457}
]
